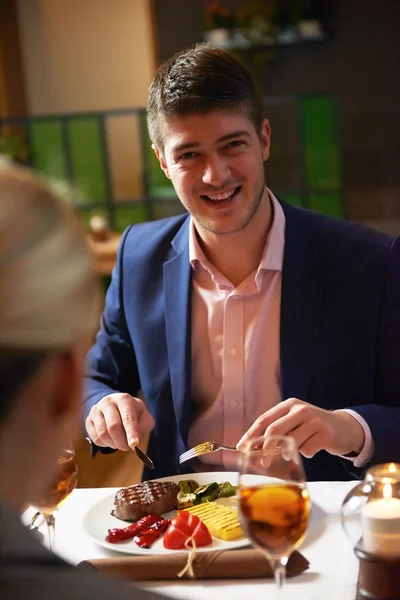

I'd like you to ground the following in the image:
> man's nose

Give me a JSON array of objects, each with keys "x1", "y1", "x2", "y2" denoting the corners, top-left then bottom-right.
[{"x1": 202, "y1": 155, "x2": 230, "y2": 187}]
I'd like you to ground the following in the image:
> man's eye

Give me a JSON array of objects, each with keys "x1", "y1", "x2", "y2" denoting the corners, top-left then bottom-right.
[
  {"x1": 226, "y1": 140, "x2": 245, "y2": 149},
  {"x1": 179, "y1": 152, "x2": 197, "y2": 160}
]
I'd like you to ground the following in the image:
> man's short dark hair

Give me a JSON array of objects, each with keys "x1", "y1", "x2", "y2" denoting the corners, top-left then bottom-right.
[{"x1": 147, "y1": 43, "x2": 264, "y2": 151}]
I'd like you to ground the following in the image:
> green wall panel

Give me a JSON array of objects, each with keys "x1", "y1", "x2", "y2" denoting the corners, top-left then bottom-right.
[
  {"x1": 68, "y1": 118, "x2": 107, "y2": 205},
  {"x1": 301, "y1": 96, "x2": 341, "y2": 191},
  {"x1": 309, "y1": 193, "x2": 343, "y2": 218},
  {"x1": 29, "y1": 120, "x2": 67, "y2": 180}
]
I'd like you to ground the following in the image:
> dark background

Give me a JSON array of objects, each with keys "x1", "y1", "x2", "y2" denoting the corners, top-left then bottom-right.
[{"x1": 153, "y1": 0, "x2": 400, "y2": 229}]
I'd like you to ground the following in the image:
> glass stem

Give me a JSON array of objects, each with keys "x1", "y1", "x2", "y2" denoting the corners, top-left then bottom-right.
[
  {"x1": 44, "y1": 513, "x2": 56, "y2": 551},
  {"x1": 272, "y1": 558, "x2": 287, "y2": 600}
]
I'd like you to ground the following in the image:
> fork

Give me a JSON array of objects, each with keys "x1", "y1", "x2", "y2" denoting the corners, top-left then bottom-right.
[{"x1": 179, "y1": 441, "x2": 237, "y2": 465}]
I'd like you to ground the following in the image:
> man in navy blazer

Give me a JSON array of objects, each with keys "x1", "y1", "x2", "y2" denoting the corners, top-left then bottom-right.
[{"x1": 84, "y1": 44, "x2": 400, "y2": 482}]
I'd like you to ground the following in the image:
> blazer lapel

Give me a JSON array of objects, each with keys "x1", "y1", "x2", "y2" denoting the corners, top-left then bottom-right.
[
  {"x1": 280, "y1": 203, "x2": 325, "y2": 402},
  {"x1": 163, "y1": 217, "x2": 192, "y2": 446}
]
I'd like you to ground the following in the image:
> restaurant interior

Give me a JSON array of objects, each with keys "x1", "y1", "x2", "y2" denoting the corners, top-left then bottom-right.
[{"x1": 1, "y1": 1, "x2": 400, "y2": 597}]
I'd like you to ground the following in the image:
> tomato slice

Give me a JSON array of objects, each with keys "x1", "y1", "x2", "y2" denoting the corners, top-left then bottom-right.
[
  {"x1": 163, "y1": 512, "x2": 212, "y2": 549},
  {"x1": 163, "y1": 520, "x2": 188, "y2": 549}
]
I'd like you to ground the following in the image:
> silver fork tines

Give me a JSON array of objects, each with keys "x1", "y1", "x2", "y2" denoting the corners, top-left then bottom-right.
[{"x1": 179, "y1": 441, "x2": 237, "y2": 464}]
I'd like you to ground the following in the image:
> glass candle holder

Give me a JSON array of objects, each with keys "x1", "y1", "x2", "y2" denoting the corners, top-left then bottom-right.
[{"x1": 341, "y1": 463, "x2": 400, "y2": 558}]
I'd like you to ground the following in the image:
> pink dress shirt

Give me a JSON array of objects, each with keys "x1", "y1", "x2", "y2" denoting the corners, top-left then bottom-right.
[{"x1": 187, "y1": 191, "x2": 373, "y2": 471}]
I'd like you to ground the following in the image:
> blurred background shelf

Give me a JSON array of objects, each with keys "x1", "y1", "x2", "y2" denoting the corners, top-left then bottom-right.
[
  {"x1": 86, "y1": 232, "x2": 122, "y2": 276},
  {"x1": 0, "y1": 93, "x2": 345, "y2": 240}
]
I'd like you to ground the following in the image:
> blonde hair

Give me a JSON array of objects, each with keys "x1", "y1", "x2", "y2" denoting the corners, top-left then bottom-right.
[{"x1": 0, "y1": 158, "x2": 101, "y2": 351}]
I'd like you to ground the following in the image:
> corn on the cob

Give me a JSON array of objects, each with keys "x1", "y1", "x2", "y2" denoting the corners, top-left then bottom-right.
[{"x1": 182, "y1": 502, "x2": 244, "y2": 541}]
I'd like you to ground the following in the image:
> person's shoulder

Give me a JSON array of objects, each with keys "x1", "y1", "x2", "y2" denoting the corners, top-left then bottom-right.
[
  {"x1": 116, "y1": 212, "x2": 190, "y2": 271},
  {"x1": 282, "y1": 201, "x2": 396, "y2": 255},
  {"x1": 122, "y1": 213, "x2": 189, "y2": 248}
]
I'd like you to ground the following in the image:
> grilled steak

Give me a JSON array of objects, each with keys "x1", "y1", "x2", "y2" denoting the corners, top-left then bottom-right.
[{"x1": 111, "y1": 481, "x2": 179, "y2": 522}]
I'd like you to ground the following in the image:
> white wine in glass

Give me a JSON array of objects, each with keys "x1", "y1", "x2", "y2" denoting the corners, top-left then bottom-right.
[
  {"x1": 238, "y1": 435, "x2": 311, "y2": 598},
  {"x1": 33, "y1": 445, "x2": 78, "y2": 551}
]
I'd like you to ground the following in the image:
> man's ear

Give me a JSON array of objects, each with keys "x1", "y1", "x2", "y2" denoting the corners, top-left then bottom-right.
[
  {"x1": 260, "y1": 118, "x2": 271, "y2": 162},
  {"x1": 152, "y1": 144, "x2": 171, "y2": 179}
]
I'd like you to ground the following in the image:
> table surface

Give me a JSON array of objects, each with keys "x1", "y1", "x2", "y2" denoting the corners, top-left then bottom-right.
[{"x1": 24, "y1": 481, "x2": 360, "y2": 600}]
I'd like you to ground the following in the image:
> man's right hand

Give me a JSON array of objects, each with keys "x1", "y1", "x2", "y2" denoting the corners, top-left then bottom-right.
[{"x1": 85, "y1": 393, "x2": 155, "y2": 451}]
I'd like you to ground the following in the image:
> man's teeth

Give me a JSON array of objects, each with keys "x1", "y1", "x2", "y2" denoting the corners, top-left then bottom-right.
[{"x1": 206, "y1": 187, "x2": 237, "y2": 201}]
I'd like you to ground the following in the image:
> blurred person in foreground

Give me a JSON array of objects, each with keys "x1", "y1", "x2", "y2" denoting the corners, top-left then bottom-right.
[
  {"x1": 0, "y1": 160, "x2": 162, "y2": 600},
  {"x1": 84, "y1": 44, "x2": 400, "y2": 481}
]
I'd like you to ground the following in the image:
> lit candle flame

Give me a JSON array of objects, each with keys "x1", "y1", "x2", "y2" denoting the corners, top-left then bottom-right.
[{"x1": 383, "y1": 482, "x2": 393, "y2": 500}]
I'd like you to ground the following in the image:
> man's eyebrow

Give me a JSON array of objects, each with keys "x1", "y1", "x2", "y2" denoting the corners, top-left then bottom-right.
[{"x1": 172, "y1": 141, "x2": 201, "y2": 153}]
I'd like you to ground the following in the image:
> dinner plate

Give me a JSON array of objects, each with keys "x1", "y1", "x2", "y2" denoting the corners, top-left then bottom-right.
[{"x1": 82, "y1": 471, "x2": 251, "y2": 555}]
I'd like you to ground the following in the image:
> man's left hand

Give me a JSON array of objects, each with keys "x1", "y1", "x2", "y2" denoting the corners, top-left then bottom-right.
[{"x1": 237, "y1": 398, "x2": 365, "y2": 458}]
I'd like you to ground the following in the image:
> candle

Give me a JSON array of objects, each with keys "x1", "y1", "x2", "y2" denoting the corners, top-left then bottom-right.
[
  {"x1": 90, "y1": 215, "x2": 107, "y2": 233},
  {"x1": 89, "y1": 215, "x2": 109, "y2": 242},
  {"x1": 361, "y1": 483, "x2": 400, "y2": 557}
]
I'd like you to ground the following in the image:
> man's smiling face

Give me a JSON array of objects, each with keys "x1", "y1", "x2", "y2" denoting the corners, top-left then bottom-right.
[{"x1": 155, "y1": 110, "x2": 271, "y2": 236}]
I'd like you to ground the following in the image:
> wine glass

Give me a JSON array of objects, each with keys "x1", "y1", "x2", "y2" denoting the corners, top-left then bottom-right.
[
  {"x1": 33, "y1": 443, "x2": 78, "y2": 551},
  {"x1": 238, "y1": 435, "x2": 311, "y2": 598}
]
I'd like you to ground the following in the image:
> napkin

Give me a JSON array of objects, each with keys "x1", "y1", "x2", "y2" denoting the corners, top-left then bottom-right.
[{"x1": 77, "y1": 548, "x2": 309, "y2": 581}]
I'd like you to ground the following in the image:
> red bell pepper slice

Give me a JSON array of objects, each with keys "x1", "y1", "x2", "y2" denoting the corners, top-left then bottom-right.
[
  {"x1": 134, "y1": 518, "x2": 170, "y2": 548},
  {"x1": 106, "y1": 514, "x2": 162, "y2": 543}
]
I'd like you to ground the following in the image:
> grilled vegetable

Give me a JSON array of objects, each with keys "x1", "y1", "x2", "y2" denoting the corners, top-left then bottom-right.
[
  {"x1": 134, "y1": 518, "x2": 170, "y2": 548},
  {"x1": 181, "y1": 503, "x2": 243, "y2": 541},
  {"x1": 105, "y1": 514, "x2": 162, "y2": 543},
  {"x1": 178, "y1": 479, "x2": 199, "y2": 494},
  {"x1": 177, "y1": 480, "x2": 200, "y2": 508},
  {"x1": 177, "y1": 491, "x2": 197, "y2": 509},
  {"x1": 177, "y1": 479, "x2": 236, "y2": 509},
  {"x1": 218, "y1": 481, "x2": 237, "y2": 498},
  {"x1": 193, "y1": 482, "x2": 220, "y2": 505}
]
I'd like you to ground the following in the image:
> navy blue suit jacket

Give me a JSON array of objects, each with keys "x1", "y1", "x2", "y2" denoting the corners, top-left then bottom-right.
[{"x1": 84, "y1": 201, "x2": 400, "y2": 481}]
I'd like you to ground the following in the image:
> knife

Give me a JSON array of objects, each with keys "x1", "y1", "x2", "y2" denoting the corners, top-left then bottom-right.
[{"x1": 134, "y1": 445, "x2": 154, "y2": 470}]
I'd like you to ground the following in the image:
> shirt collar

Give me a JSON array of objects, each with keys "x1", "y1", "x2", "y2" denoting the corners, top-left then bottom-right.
[{"x1": 189, "y1": 189, "x2": 285, "y2": 274}]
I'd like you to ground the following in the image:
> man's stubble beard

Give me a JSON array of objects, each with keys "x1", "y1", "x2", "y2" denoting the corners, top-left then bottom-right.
[{"x1": 195, "y1": 169, "x2": 267, "y2": 236}]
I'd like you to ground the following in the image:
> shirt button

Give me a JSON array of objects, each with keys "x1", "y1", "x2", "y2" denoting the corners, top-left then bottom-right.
[
  {"x1": 230, "y1": 400, "x2": 238, "y2": 408},
  {"x1": 230, "y1": 348, "x2": 237, "y2": 356}
]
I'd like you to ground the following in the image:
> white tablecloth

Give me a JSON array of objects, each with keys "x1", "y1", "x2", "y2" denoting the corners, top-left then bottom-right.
[{"x1": 25, "y1": 481, "x2": 360, "y2": 600}]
